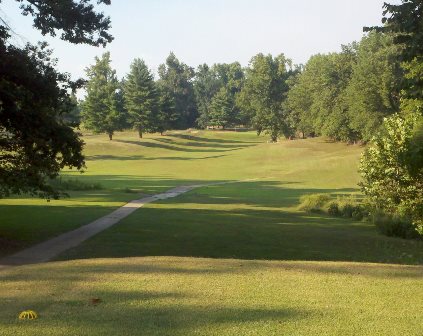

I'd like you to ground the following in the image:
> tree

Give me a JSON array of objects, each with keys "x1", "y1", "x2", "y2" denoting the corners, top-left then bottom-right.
[
  {"x1": 156, "y1": 84, "x2": 177, "y2": 135},
  {"x1": 237, "y1": 53, "x2": 296, "y2": 142},
  {"x1": 359, "y1": 0, "x2": 423, "y2": 237},
  {"x1": 346, "y1": 32, "x2": 401, "y2": 141},
  {"x1": 0, "y1": 0, "x2": 112, "y2": 198},
  {"x1": 194, "y1": 64, "x2": 221, "y2": 128},
  {"x1": 123, "y1": 58, "x2": 158, "y2": 138},
  {"x1": 81, "y1": 52, "x2": 123, "y2": 140},
  {"x1": 359, "y1": 111, "x2": 423, "y2": 235},
  {"x1": 366, "y1": 0, "x2": 423, "y2": 102},
  {"x1": 158, "y1": 53, "x2": 198, "y2": 129},
  {"x1": 287, "y1": 48, "x2": 358, "y2": 142},
  {"x1": 209, "y1": 87, "x2": 235, "y2": 128}
]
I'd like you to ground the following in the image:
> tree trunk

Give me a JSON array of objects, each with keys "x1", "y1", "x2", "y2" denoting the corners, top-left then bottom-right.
[
  {"x1": 138, "y1": 130, "x2": 143, "y2": 138},
  {"x1": 108, "y1": 132, "x2": 113, "y2": 140}
]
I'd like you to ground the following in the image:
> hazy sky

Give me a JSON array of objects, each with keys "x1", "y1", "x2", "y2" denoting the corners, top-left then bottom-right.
[{"x1": 1, "y1": 0, "x2": 400, "y2": 81}]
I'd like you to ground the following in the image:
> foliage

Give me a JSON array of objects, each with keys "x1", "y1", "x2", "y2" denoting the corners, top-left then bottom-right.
[
  {"x1": 372, "y1": 209, "x2": 420, "y2": 239},
  {"x1": 81, "y1": 52, "x2": 124, "y2": 140},
  {"x1": 0, "y1": 41, "x2": 85, "y2": 199},
  {"x1": 359, "y1": 111, "x2": 423, "y2": 235},
  {"x1": 208, "y1": 87, "x2": 236, "y2": 128},
  {"x1": 158, "y1": 53, "x2": 198, "y2": 129},
  {"x1": 299, "y1": 193, "x2": 368, "y2": 220},
  {"x1": 297, "y1": 194, "x2": 331, "y2": 212},
  {"x1": 49, "y1": 178, "x2": 103, "y2": 191},
  {"x1": 237, "y1": 53, "x2": 296, "y2": 141},
  {"x1": 366, "y1": 0, "x2": 423, "y2": 101},
  {"x1": 10, "y1": 0, "x2": 113, "y2": 46},
  {"x1": 156, "y1": 83, "x2": 177, "y2": 135},
  {"x1": 194, "y1": 64, "x2": 222, "y2": 128},
  {"x1": 123, "y1": 58, "x2": 159, "y2": 138},
  {"x1": 287, "y1": 48, "x2": 358, "y2": 142},
  {"x1": 0, "y1": 0, "x2": 112, "y2": 198},
  {"x1": 346, "y1": 32, "x2": 401, "y2": 141}
]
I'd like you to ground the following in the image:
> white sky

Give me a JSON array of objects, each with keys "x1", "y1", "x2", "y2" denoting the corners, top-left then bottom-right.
[{"x1": 1, "y1": 0, "x2": 401, "y2": 81}]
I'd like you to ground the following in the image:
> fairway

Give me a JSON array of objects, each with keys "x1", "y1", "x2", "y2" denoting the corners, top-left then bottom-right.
[{"x1": 0, "y1": 131, "x2": 422, "y2": 335}]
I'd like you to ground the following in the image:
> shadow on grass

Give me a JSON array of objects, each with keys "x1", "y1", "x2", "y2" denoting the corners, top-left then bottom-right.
[
  {"x1": 114, "y1": 139, "x2": 247, "y2": 153},
  {"x1": 154, "y1": 137, "x2": 254, "y2": 149},
  {"x1": 86, "y1": 154, "x2": 228, "y2": 161},
  {"x1": 2, "y1": 178, "x2": 423, "y2": 266},
  {"x1": 56, "y1": 180, "x2": 423, "y2": 266},
  {"x1": 169, "y1": 133, "x2": 261, "y2": 144}
]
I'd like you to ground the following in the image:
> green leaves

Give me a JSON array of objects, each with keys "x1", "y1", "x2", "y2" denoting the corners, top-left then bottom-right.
[
  {"x1": 237, "y1": 53, "x2": 295, "y2": 141},
  {"x1": 359, "y1": 110, "x2": 423, "y2": 235},
  {"x1": 81, "y1": 52, "x2": 124, "y2": 139},
  {"x1": 0, "y1": 41, "x2": 85, "y2": 198},
  {"x1": 123, "y1": 58, "x2": 159, "y2": 137}
]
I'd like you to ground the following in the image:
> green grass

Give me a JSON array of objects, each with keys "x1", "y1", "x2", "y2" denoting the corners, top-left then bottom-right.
[
  {"x1": 0, "y1": 257, "x2": 422, "y2": 336},
  {"x1": 0, "y1": 130, "x2": 422, "y2": 335}
]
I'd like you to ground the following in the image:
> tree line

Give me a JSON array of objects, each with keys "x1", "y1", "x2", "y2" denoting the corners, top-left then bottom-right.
[{"x1": 81, "y1": 31, "x2": 403, "y2": 143}]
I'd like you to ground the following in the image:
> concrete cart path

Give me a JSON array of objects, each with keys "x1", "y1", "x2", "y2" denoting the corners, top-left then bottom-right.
[
  {"x1": 0, "y1": 179, "x2": 262, "y2": 268},
  {"x1": 0, "y1": 184, "x2": 207, "y2": 267}
]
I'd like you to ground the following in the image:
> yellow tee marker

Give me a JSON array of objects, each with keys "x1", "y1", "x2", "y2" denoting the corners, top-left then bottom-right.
[{"x1": 18, "y1": 310, "x2": 38, "y2": 320}]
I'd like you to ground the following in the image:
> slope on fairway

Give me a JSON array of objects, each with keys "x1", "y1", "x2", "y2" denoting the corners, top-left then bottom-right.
[
  {"x1": 1, "y1": 131, "x2": 422, "y2": 335},
  {"x1": 0, "y1": 130, "x2": 361, "y2": 258},
  {"x1": 1, "y1": 257, "x2": 422, "y2": 336}
]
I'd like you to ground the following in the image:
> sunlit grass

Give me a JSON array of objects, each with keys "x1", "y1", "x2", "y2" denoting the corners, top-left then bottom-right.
[
  {"x1": 1, "y1": 130, "x2": 422, "y2": 335},
  {"x1": 0, "y1": 257, "x2": 422, "y2": 336}
]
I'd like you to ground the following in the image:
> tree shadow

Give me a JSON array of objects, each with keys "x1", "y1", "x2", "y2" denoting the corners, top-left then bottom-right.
[
  {"x1": 114, "y1": 139, "x2": 244, "y2": 153},
  {"x1": 169, "y1": 133, "x2": 260, "y2": 144},
  {"x1": 56, "y1": 181, "x2": 423, "y2": 266},
  {"x1": 154, "y1": 137, "x2": 254, "y2": 149},
  {"x1": 86, "y1": 154, "x2": 228, "y2": 161}
]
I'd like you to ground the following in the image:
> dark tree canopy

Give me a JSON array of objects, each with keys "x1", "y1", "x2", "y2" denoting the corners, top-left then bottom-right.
[
  {"x1": 6, "y1": 0, "x2": 113, "y2": 46},
  {"x1": 366, "y1": 0, "x2": 423, "y2": 101},
  {"x1": 0, "y1": 0, "x2": 112, "y2": 198}
]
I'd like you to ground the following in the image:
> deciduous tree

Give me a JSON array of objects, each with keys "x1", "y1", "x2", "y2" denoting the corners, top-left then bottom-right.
[{"x1": 0, "y1": 0, "x2": 112, "y2": 198}]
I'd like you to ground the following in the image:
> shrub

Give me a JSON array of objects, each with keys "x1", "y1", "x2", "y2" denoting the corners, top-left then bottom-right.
[
  {"x1": 352, "y1": 207, "x2": 366, "y2": 221},
  {"x1": 49, "y1": 178, "x2": 103, "y2": 191},
  {"x1": 373, "y1": 210, "x2": 420, "y2": 239},
  {"x1": 327, "y1": 202, "x2": 340, "y2": 216},
  {"x1": 341, "y1": 203, "x2": 355, "y2": 218},
  {"x1": 298, "y1": 194, "x2": 331, "y2": 212}
]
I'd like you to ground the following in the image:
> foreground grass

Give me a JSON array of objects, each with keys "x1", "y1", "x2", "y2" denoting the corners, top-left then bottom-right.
[{"x1": 1, "y1": 257, "x2": 422, "y2": 336}]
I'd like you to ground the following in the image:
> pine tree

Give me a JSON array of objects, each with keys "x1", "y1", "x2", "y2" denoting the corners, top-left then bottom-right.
[
  {"x1": 124, "y1": 58, "x2": 159, "y2": 138},
  {"x1": 81, "y1": 52, "x2": 122, "y2": 140},
  {"x1": 209, "y1": 87, "x2": 235, "y2": 129},
  {"x1": 156, "y1": 86, "x2": 177, "y2": 135}
]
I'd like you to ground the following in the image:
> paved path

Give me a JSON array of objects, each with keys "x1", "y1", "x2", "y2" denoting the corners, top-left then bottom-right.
[{"x1": 0, "y1": 184, "x2": 207, "y2": 267}]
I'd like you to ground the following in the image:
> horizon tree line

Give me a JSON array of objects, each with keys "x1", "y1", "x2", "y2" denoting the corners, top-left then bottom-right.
[{"x1": 80, "y1": 29, "x2": 406, "y2": 143}]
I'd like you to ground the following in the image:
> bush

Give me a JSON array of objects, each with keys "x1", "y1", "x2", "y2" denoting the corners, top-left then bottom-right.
[
  {"x1": 49, "y1": 178, "x2": 103, "y2": 191},
  {"x1": 299, "y1": 193, "x2": 369, "y2": 222},
  {"x1": 352, "y1": 207, "x2": 366, "y2": 221},
  {"x1": 341, "y1": 203, "x2": 355, "y2": 218},
  {"x1": 327, "y1": 202, "x2": 340, "y2": 216},
  {"x1": 298, "y1": 194, "x2": 331, "y2": 212},
  {"x1": 373, "y1": 211, "x2": 420, "y2": 239}
]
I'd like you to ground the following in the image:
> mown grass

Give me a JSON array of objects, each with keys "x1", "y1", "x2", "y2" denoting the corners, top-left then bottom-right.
[
  {"x1": 0, "y1": 130, "x2": 363, "y2": 257},
  {"x1": 0, "y1": 257, "x2": 422, "y2": 336},
  {"x1": 1, "y1": 130, "x2": 422, "y2": 335}
]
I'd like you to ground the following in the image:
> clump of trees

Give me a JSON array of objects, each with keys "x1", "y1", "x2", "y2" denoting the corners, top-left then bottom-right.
[
  {"x1": 359, "y1": 0, "x2": 423, "y2": 238},
  {"x1": 80, "y1": 29, "x2": 406, "y2": 144}
]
